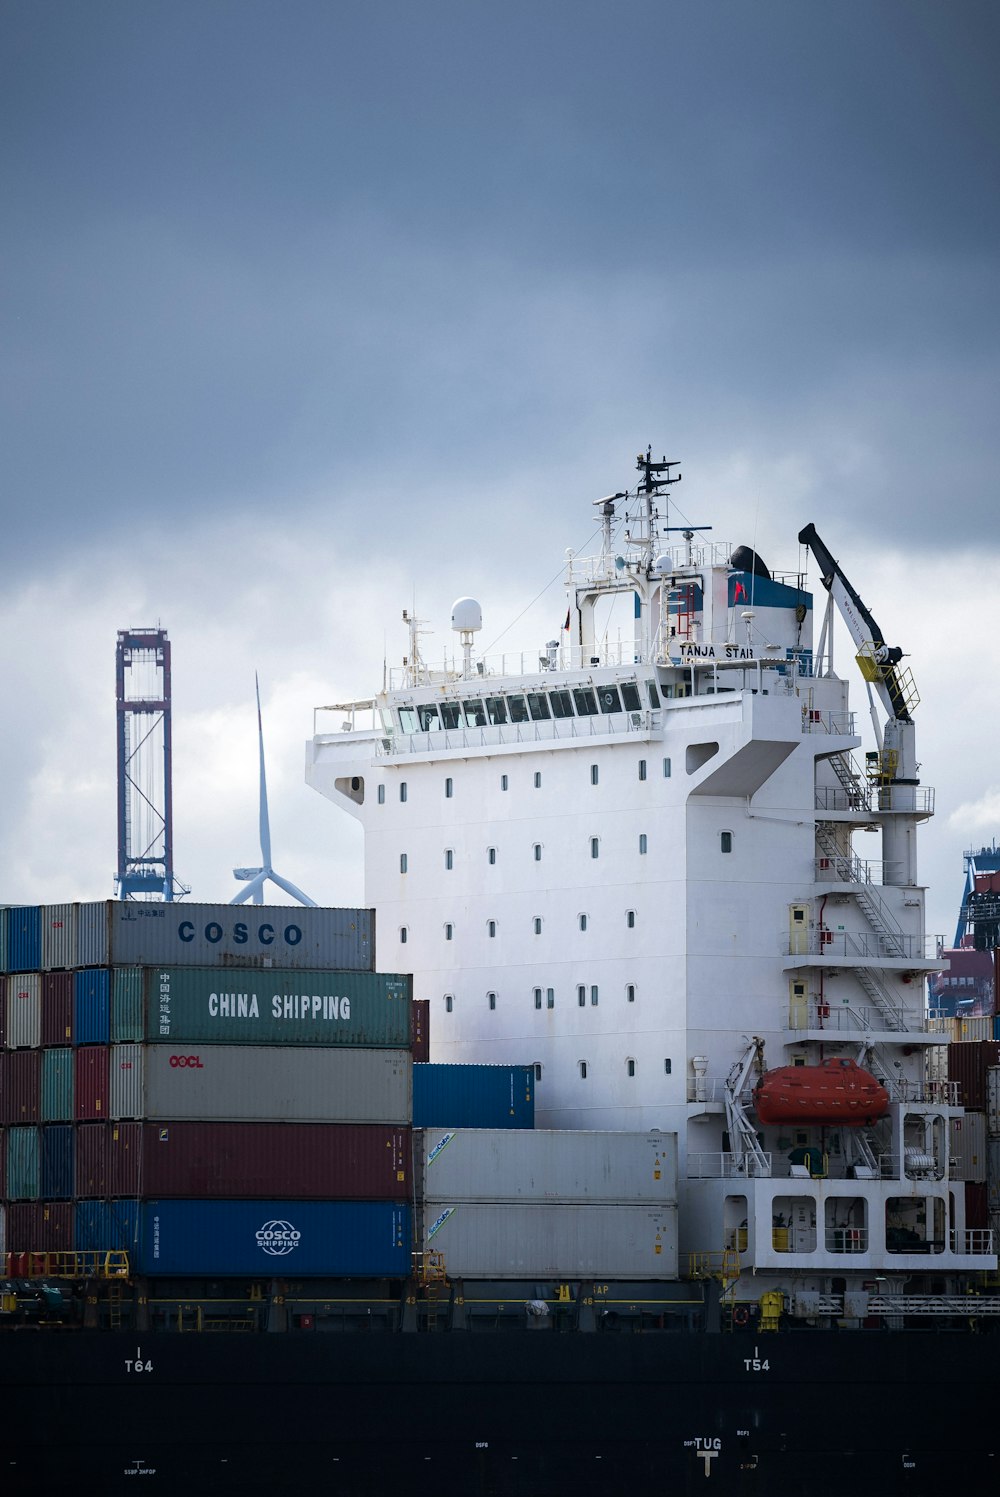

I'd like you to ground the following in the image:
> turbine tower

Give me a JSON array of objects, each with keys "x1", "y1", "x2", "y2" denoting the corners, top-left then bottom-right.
[{"x1": 231, "y1": 675, "x2": 317, "y2": 907}]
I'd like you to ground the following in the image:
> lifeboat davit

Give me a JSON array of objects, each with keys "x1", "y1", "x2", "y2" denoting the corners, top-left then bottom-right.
[{"x1": 753, "y1": 1058, "x2": 890, "y2": 1126}]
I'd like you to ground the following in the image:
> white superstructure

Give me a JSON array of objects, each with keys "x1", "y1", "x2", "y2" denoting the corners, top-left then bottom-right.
[{"x1": 307, "y1": 449, "x2": 995, "y2": 1308}]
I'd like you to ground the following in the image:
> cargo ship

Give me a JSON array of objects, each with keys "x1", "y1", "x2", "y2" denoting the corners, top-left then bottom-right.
[{"x1": 4, "y1": 450, "x2": 1000, "y2": 1494}]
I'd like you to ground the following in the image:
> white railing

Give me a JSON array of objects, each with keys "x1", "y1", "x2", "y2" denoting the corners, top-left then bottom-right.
[
  {"x1": 789, "y1": 931, "x2": 943, "y2": 962},
  {"x1": 954, "y1": 1229, "x2": 995, "y2": 1256},
  {"x1": 785, "y1": 999, "x2": 939, "y2": 1039},
  {"x1": 824, "y1": 1228, "x2": 869, "y2": 1252},
  {"x1": 801, "y1": 711, "x2": 857, "y2": 736},
  {"x1": 374, "y1": 710, "x2": 660, "y2": 759},
  {"x1": 687, "y1": 1152, "x2": 773, "y2": 1179},
  {"x1": 686, "y1": 1078, "x2": 729, "y2": 1104},
  {"x1": 815, "y1": 854, "x2": 884, "y2": 885}
]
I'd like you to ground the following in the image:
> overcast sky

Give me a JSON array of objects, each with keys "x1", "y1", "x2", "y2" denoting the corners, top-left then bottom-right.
[{"x1": 2, "y1": 0, "x2": 998, "y2": 942}]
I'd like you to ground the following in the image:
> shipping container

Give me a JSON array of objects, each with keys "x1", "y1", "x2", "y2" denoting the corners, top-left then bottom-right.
[
  {"x1": 111, "y1": 968, "x2": 144, "y2": 1041},
  {"x1": 137, "y1": 1199, "x2": 410, "y2": 1277},
  {"x1": 10, "y1": 1201, "x2": 74, "y2": 1253},
  {"x1": 0, "y1": 1204, "x2": 4, "y2": 1260},
  {"x1": 950, "y1": 1113, "x2": 988, "y2": 1182},
  {"x1": 74, "y1": 968, "x2": 110, "y2": 1044},
  {"x1": 109, "y1": 1043, "x2": 144, "y2": 1119},
  {"x1": 41, "y1": 904, "x2": 77, "y2": 971},
  {"x1": 109, "y1": 1121, "x2": 141, "y2": 1196},
  {"x1": 0, "y1": 1128, "x2": 5, "y2": 1197},
  {"x1": 0, "y1": 907, "x2": 7, "y2": 976},
  {"x1": 421, "y1": 1202, "x2": 679, "y2": 1280},
  {"x1": 74, "y1": 1198, "x2": 138, "y2": 1255},
  {"x1": 75, "y1": 1123, "x2": 110, "y2": 1198},
  {"x1": 75, "y1": 1045, "x2": 110, "y2": 1119},
  {"x1": 420, "y1": 1129, "x2": 677, "y2": 1204},
  {"x1": 142, "y1": 965, "x2": 410, "y2": 1046},
  {"x1": 413, "y1": 1063, "x2": 534, "y2": 1128},
  {"x1": 7, "y1": 1126, "x2": 40, "y2": 1199},
  {"x1": 76, "y1": 901, "x2": 374, "y2": 972},
  {"x1": 966, "y1": 1180, "x2": 989, "y2": 1230},
  {"x1": 138, "y1": 1122, "x2": 411, "y2": 1199},
  {"x1": 41, "y1": 1048, "x2": 74, "y2": 1121},
  {"x1": 138, "y1": 1045, "x2": 412, "y2": 1123},
  {"x1": 5, "y1": 972, "x2": 41, "y2": 1047},
  {"x1": 40, "y1": 1125, "x2": 74, "y2": 1198},
  {"x1": 948, "y1": 1042, "x2": 1000, "y2": 1111},
  {"x1": 989, "y1": 1139, "x2": 1000, "y2": 1215},
  {"x1": 988, "y1": 1067, "x2": 1000, "y2": 1138},
  {"x1": 6, "y1": 906, "x2": 41, "y2": 973},
  {"x1": 0, "y1": 1050, "x2": 41, "y2": 1123},
  {"x1": 41, "y1": 971, "x2": 73, "y2": 1046},
  {"x1": 411, "y1": 998, "x2": 429, "y2": 1063}
]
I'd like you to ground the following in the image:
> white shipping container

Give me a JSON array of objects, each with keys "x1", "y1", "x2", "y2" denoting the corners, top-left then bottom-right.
[
  {"x1": 109, "y1": 1044, "x2": 145, "y2": 1119},
  {"x1": 422, "y1": 1202, "x2": 679, "y2": 1279},
  {"x1": 990, "y1": 1140, "x2": 1000, "y2": 1214},
  {"x1": 5, "y1": 973, "x2": 41, "y2": 1047},
  {"x1": 421, "y1": 1129, "x2": 677, "y2": 1204},
  {"x1": 41, "y1": 904, "x2": 77, "y2": 971},
  {"x1": 987, "y1": 1068, "x2": 1000, "y2": 1139},
  {"x1": 951, "y1": 1113, "x2": 987, "y2": 1182},
  {"x1": 141, "y1": 1044, "x2": 412, "y2": 1122}
]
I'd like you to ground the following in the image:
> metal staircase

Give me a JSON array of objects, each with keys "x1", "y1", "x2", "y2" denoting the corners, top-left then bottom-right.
[
  {"x1": 813, "y1": 824, "x2": 910, "y2": 1030},
  {"x1": 828, "y1": 751, "x2": 872, "y2": 811}
]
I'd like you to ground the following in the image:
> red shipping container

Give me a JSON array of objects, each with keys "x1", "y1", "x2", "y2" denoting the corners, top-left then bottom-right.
[
  {"x1": 109, "y1": 1121, "x2": 141, "y2": 1196},
  {"x1": 948, "y1": 1042, "x2": 1000, "y2": 1111},
  {"x1": 0, "y1": 1126, "x2": 5, "y2": 1197},
  {"x1": 75, "y1": 1122, "x2": 111, "y2": 1197},
  {"x1": 965, "y1": 1180, "x2": 988, "y2": 1229},
  {"x1": 74, "y1": 1045, "x2": 110, "y2": 1120},
  {"x1": 411, "y1": 999, "x2": 429, "y2": 1063},
  {"x1": 7, "y1": 1201, "x2": 74, "y2": 1254},
  {"x1": 139, "y1": 1121, "x2": 412, "y2": 1199},
  {"x1": 0, "y1": 1050, "x2": 41, "y2": 1123},
  {"x1": 41, "y1": 972, "x2": 74, "y2": 1047}
]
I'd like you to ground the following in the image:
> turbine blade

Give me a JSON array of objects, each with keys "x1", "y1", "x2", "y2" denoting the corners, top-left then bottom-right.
[
  {"x1": 267, "y1": 871, "x2": 318, "y2": 908},
  {"x1": 229, "y1": 870, "x2": 268, "y2": 906},
  {"x1": 256, "y1": 673, "x2": 273, "y2": 870}
]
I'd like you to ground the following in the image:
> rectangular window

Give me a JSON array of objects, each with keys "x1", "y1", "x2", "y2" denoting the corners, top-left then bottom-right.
[
  {"x1": 533, "y1": 771, "x2": 542, "y2": 788},
  {"x1": 445, "y1": 849, "x2": 454, "y2": 870},
  {"x1": 639, "y1": 833, "x2": 648, "y2": 854},
  {"x1": 577, "y1": 985, "x2": 586, "y2": 1007},
  {"x1": 627, "y1": 1058, "x2": 636, "y2": 1077},
  {"x1": 648, "y1": 682, "x2": 661, "y2": 708},
  {"x1": 626, "y1": 910, "x2": 636, "y2": 929},
  {"x1": 526, "y1": 691, "x2": 551, "y2": 721},
  {"x1": 398, "y1": 706, "x2": 418, "y2": 733},
  {"x1": 664, "y1": 1058, "x2": 672, "y2": 1074},
  {"x1": 400, "y1": 853, "x2": 408, "y2": 873},
  {"x1": 626, "y1": 984, "x2": 635, "y2": 1003},
  {"x1": 488, "y1": 991, "x2": 497, "y2": 1011},
  {"x1": 445, "y1": 777, "x2": 453, "y2": 798},
  {"x1": 417, "y1": 703, "x2": 440, "y2": 732},
  {"x1": 622, "y1": 682, "x2": 642, "y2": 712},
  {"x1": 549, "y1": 689, "x2": 574, "y2": 718},
  {"x1": 590, "y1": 764, "x2": 599, "y2": 785},
  {"x1": 377, "y1": 784, "x2": 386, "y2": 804},
  {"x1": 573, "y1": 687, "x2": 598, "y2": 716},
  {"x1": 441, "y1": 702, "x2": 462, "y2": 729},
  {"x1": 663, "y1": 757, "x2": 671, "y2": 777},
  {"x1": 579, "y1": 914, "x2": 588, "y2": 931},
  {"x1": 399, "y1": 782, "x2": 408, "y2": 802},
  {"x1": 546, "y1": 988, "x2": 555, "y2": 1009},
  {"x1": 598, "y1": 685, "x2": 622, "y2": 714},
  {"x1": 533, "y1": 843, "x2": 542, "y2": 861},
  {"x1": 579, "y1": 1061, "x2": 588, "y2": 1079},
  {"x1": 488, "y1": 920, "x2": 496, "y2": 938},
  {"x1": 501, "y1": 773, "x2": 508, "y2": 791},
  {"x1": 400, "y1": 927, "x2": 408, "y2": 944},
  {"x1": 721, "y1": 831, "x2": 733, "y2": 853},
  {"x1": 445, "y1": 994, "x2": 453, "y2": 1013},
  {"x1": 486, "y1": 696, "x2": 508, "y2": 725},
  {"x1": 533, "y1": 917, "x2": 542, "y2": 935},
  {"x1": 533, "y1": 988, "x2": 542, "y2": 1010},
  {"x1": 488, "y1": 846, "x2": 496, "y2": 865},
  {"x1": 590, "y1": 838, "x2": 599, "y2": 859},
  {"x1": 508, "y1": 695, "x2": 529, "y2": 723},
  {"x1": 463, "y1": 699, "x2": 487, "y2": 727},
  {"x1": 534, "y1": 1063, "x2": 542, "y2": 1081},
  {"x1": 590, "y1": 985, "x2": 599, "y2": 1006},
  {"x1": 638, "y1": 759, "x2": 647, "y2": 781},
  {"x1": 445, "y1": 923, "x2": 453, "y2": 941}
]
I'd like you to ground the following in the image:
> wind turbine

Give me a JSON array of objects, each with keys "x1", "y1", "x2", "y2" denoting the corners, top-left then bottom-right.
[{"x1": 230, "y1": 675, "x2": 317, "y2": 907}]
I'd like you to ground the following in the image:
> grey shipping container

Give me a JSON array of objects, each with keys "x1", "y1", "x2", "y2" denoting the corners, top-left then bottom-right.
[
  {"x1": 109, "y1": 1043, "x2": 144, "y2": 1119},
  {"x1": 421, "y1": 1202, "x2": 679, "y2": 1280},
  {"x1": 988, "y1": 1067, "x2": 1000, "y2": 1138},
  {"x1": 6, "y1": 972, "x2": 41, "y2": 1048},
  {"x1": 41, "y1": 904, "x2": 77, "y2": 971},
  {"x1": 420, "y1": 1129, "x2": 678, "y2": 1204},
  {"x1": 140, "y1": 966, "x2": 410, "y2": 1046},
  {"x1": 76, "y1": 901, "x2": 374, "y2": 971},
  {"x1": 134, "y1": 1044, "x2": 412, "y2": 1122},
  {"x1": 950, "y1": 1113, "x2": 987, "y2": 1182}
]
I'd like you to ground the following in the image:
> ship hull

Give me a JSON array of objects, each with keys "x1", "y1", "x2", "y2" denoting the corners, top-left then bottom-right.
[{"x1": 2, "y1": 1327, "x2": 996, "y2": 1495}]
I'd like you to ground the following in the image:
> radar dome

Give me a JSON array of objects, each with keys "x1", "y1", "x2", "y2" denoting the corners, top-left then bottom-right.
[{"x1": 451, "y1": 597, "x2": 483, "y2": 632}]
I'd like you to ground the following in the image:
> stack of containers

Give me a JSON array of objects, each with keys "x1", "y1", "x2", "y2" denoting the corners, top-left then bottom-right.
[
  {"x1": 986, "y1": 1068, "x2": 1000, "y2": 1246},
  {"x1": 418, "y1": 1129, "x2": 678, "y2": 1278},
  {"x1": 2, "y1": 901, "x2": 414, "y2": 1278}
]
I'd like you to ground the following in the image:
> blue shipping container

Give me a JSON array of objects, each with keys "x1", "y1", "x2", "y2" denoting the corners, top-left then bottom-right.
[
  {"x1": 7, "y1": 1126, "x2": 41, "y2": 1199},
  {"x1": 137, "y1": 1199, "x2": 411, "y2": 1277},
  {"x1": 41, "y1": 1125, "x2": 74, "y2": 1198},
  {"x1": 412, "y1": 1064, "x2": 535, "y2": 1129},
  {"x1": 74, "y1": 969, "x2": 111, "y2": 1044},
  {"x1": 7, "y1": 907, "x2": 41, "y2": 974},
  {"x1": 75, "y1": 1199, "x2": 140, "y2": 1254}
]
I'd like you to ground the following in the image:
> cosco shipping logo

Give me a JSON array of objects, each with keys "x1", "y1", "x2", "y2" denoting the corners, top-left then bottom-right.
[{"x1": 256, "y1": 1220, "x2": 302, "y2": 1256}]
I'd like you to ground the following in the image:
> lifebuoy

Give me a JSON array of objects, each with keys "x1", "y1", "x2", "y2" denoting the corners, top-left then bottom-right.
[{"x1": 733, "y1": 1304, "x2": 750, "y2": 1326}]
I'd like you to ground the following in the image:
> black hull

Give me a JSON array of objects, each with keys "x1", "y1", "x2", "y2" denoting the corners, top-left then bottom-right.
[{"x1": 2, "y1": 1327, "x2": 997, "y2": 1495}]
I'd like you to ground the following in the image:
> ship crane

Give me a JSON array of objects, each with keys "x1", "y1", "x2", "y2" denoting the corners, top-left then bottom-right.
[
  {"x1": 724, "y1": 1039, "x2": 770, "y2": 1176},
  {"x1": 798, "y1": 523, "x2": 922, "y2": 890}
]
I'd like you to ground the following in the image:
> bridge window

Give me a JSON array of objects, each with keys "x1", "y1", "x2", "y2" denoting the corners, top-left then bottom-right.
[
  {"x1": 550, "y1": 690, "x2": 574, "y2": 718},
  {"x1": 622, "y1": 682, "x2": 642, "y2": 711}
]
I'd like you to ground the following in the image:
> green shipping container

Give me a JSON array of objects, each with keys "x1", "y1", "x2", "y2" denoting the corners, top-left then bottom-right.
[
  {"x1": 144, "y1": 967, "x2": 412, "y2": 1046},
  {"x1": 112, "y1": 968, "x2": 144, "y2": 1040},
  {"x1": 8, "y1": 1126, "x2": 40, "y2": 1199},
  {"x1": 41, "y1": 1049, "x2": 74, "y2": 1121}
]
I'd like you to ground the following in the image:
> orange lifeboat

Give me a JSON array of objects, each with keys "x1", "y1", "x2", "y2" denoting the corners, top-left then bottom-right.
[{"x1": 753, "y1": 1058, "x2": 889, "y2": 1126}]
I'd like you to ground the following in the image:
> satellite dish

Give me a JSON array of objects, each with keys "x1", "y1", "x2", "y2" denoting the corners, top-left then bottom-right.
[{"x1": 451, "y1": 597, "x2": 482, "y2": 633}]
